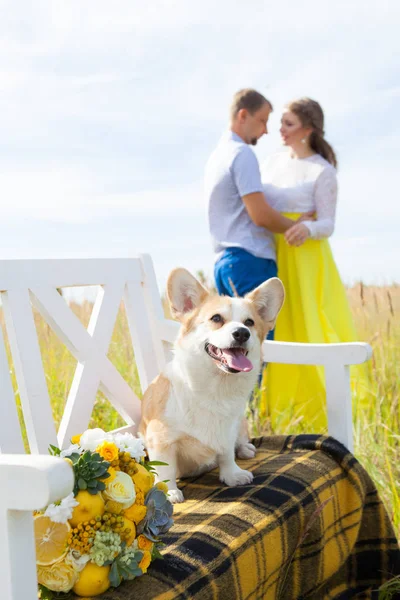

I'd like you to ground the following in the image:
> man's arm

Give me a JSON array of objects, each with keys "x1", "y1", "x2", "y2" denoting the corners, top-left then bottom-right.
[
  {"x1": 242, "y1": 192, "x2": 297, "y2": 233},
  {"x1": 233, "y1": 148, "x2": 313, "y2": 233}
]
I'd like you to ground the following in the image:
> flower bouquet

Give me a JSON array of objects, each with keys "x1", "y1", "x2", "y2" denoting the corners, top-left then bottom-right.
[{"x1": 35, "y1": 428, "x2": 173, "y2": 598}]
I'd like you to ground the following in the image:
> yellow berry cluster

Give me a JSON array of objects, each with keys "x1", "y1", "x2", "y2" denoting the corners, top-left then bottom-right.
[
  {"x1": 100, "y1": 511, "x2": 124, "y2": 533},
  {"x1": 68, "y1": 519, "x2": 99, "y2": 554},
  {"x1": 68, "y1": 507, "x2": 136, "y2": 553},
  {"x1": 109, "y1": 455, "x2": 121, "y2": 470},
  {"x1": 99, "y1": 511, "x2": 135, "y2": 543},
  {"x1": 116, "y1": 452, "x2": 139, "y2": 477},
  {"x1": 120, "y1": 522, "x2": 136, "y2": 544}
]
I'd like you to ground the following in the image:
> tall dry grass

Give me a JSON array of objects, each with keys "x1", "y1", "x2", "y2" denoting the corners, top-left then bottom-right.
[{"x1": 348, "y1": 284, "x2": 400, "y2": 535}]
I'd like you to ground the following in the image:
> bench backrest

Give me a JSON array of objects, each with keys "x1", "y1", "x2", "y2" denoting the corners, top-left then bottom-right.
[{"x1": 0, "y1": 255, "x2": 371, "y2": 455}]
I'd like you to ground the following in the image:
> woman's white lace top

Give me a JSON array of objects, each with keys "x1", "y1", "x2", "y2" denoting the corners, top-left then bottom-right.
[{"x1": 260, "y1": 150, "x2": 337, "y2": 239}]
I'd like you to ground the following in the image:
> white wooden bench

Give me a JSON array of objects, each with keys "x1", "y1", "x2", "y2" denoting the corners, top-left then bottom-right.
[{"x1": 0, "y1": 255, "x2": 372, "y2": 600}]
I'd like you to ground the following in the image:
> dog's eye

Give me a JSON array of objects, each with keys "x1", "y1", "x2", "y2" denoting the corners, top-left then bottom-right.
[
  {"x1": 210, "y1": 314, "x2": 223, "y2": 323},
  {"x1": 244, "y1": 318, "x2": 255, "y2": 327}
]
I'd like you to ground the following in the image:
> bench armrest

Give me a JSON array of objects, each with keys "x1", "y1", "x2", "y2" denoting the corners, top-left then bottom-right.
[{"x1": 0, "y1": 455, "x2": 74, "y2": 600}]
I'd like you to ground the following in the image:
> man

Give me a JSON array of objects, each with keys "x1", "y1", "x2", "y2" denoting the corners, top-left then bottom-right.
[{"x1": 205, "y1": 88, "x2": 308, "y2": 309}]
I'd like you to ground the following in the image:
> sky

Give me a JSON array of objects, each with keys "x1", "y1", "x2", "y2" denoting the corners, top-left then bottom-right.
[{"x1": 0, "y1": 0, "x2": 399, "y2": 301}]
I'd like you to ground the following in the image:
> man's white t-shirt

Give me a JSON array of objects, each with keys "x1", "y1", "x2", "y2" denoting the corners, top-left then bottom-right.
[{"x1": 205, "y1": 130, "x2": 276, "y2": 262}]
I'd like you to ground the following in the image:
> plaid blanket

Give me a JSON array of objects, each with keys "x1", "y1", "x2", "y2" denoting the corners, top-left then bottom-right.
[{"x1": 81, "y1": 435, "x2": 400, "y2": 600}]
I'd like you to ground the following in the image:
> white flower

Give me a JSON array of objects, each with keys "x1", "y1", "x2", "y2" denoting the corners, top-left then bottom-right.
[
  {"x1": 92, "y1": 550, "x2": 107, "y2": 567},
  {"x1": 60, "y1": 444, "x2": 81, "y2": 458},
  {"x1": 114, "y1": 432, "x2": 146, "y2": 461},
  {"x1": 65, "y1": 550, "x2": 91, "y2": 572},
  {"x1": 44, "y1": 493, "x2": 79, "y2": 524},
  {"x1": 103, "y1": 471, "x2": 136, "y2": 508},
  {"x1": 79, "y1": 428, "x2": 113, "y2": 452}
]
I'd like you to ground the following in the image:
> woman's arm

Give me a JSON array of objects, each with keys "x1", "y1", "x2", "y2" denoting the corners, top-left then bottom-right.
[{"x1": 285, "y1": 166, "x2": 337, "y2": 245}]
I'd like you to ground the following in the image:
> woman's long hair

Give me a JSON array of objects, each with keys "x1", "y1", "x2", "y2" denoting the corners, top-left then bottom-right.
[{"x1": 287, "y1": 98, "x2": 337, "y2": 168}]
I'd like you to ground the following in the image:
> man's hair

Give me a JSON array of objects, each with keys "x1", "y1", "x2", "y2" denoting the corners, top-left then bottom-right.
[{"x1": 230, "y1": 89, "x2": 273, "y2": 120}]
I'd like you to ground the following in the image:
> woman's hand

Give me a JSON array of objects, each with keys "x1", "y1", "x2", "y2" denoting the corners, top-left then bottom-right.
[{"x1": 285, "y1": 223, "x2": 310, "y2": 246}]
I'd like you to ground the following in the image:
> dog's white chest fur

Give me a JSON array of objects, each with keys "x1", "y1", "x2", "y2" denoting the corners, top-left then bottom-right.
[{"x1": 164, "y1": 362, "x2": 254, "y2": 454}]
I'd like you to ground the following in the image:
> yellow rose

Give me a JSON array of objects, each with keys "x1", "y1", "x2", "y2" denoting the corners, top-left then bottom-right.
[
  {"x1": 137, "y1": 534, "x2": 153, "y2": 552},
  {"x1": 103, "y1": 471, "x2": 136, "y2": 508},
  {"x1": 124, "y1": 503, "x2": 147, "y2": 524},
  {"x1": 37, "y1": 559, "x2": 79, "y2": 593},
  {"x1": 96, "y1": 441, "x2": 119, "y2": 463},
  {"x1": 131, "y1": 464, "x2": 155, "y2": 495},
  {"x1": 139, "y1": 550, "x2": 152, "y2": 574},
  {"x1": 71, "y1": 434, "x2": 81, "y2": 445}
]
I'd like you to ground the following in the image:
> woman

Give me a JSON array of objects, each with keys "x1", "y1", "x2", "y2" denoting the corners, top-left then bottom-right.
[{"x1": 260, "y1": 98, "x2": 368, "y2": 432}]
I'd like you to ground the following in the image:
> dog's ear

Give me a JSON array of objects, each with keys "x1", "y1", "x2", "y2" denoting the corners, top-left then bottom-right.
[
  {"x1": 167, "y1": 268, "x2": 209, "y2": 320},
  {"x1": 245, "y1": 278, "x2": 285, "y2": 329}
]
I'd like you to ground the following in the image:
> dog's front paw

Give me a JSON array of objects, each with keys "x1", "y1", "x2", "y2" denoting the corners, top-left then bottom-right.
[
  {"x1": 167, "y1": 488, "x2": 185, "y2": 504},
  {"x1": 220, "y1": 467, "x2": 254, "y2": 487},
  {"x1": 236, "y1": 442, "x2": 257, "y2": 459}
]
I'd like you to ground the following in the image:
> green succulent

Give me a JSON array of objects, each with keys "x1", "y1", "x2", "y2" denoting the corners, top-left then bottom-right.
[
  {"x1": 137, "y1": 487, "x2": 174, "y2": 542},
  {"x1": 108, "y1": 543, "x2": 144, "y2": 587},
  {"x1": 70, "y1": 451, "x2": 110, "y2": 496}
]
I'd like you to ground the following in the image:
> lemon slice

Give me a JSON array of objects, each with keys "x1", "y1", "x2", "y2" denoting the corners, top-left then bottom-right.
[{"x1": 34, "y1": 515, "x2": 70, "y2": 566}]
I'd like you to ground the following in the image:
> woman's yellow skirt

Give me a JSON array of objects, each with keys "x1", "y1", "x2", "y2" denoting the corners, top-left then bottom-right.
[{"x1": 261, "y1": 213, "x2": 369, "y2": 433}]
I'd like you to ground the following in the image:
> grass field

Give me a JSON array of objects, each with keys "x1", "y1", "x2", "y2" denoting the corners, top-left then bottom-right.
[{"x1": 1, "y1": 282, "x2": 399, "y2": 540}]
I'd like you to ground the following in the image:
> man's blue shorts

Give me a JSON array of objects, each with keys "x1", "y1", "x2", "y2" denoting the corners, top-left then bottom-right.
[{"x1": 214, "y1": 247, "x2": 277, "y2": 341}]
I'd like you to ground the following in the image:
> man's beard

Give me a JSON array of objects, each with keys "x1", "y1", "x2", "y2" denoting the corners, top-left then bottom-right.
[{"x1": 250, "y1": 138, "x2": 257, "y2": 146}]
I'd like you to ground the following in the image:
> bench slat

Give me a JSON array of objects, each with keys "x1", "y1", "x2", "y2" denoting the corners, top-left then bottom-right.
[{"x1": 2, "y1": 289, "x2": 57, "y2": 453}]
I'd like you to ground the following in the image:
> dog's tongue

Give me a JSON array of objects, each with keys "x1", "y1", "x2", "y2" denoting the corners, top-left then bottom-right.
[{"x1": 221, "y1": 348, "x2": 253, "y2": 372}]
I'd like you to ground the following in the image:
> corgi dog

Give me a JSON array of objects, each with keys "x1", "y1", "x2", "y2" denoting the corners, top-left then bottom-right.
[{"x1": 139, "y1": 268, "x2": 284, "y2": 503}]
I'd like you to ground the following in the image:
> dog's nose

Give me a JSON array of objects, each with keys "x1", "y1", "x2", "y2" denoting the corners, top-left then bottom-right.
[{"x1": 232, "y1": 327, "x2": 250, "y2": 344}]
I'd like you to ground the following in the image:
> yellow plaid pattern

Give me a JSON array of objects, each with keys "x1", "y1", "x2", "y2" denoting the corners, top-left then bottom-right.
[{"x1": 79, "y1": 435, "x2": 400, "y2": 600}]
